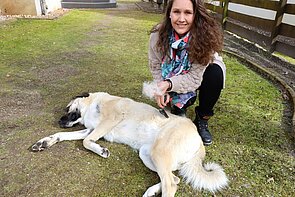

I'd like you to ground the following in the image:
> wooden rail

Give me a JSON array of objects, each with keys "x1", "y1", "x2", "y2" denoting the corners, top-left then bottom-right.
[{"x1": 205, "y1": 0, "x2": 295, "y2": 58}]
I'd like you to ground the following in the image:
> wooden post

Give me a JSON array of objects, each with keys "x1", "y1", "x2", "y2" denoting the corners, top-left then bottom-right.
[
  {"x1": 269, "y1": 0, "x2": 287, "y2": 53},
  {"x1": 222, "y1": 0, "x2": 230, "y2": 29},
  {"x1": 163, "y1": 0, "x2": 168, "y2": 12}
]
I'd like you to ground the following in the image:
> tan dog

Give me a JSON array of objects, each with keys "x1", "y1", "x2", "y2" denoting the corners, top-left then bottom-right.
[{"x1": 31, "y1": 92, "x2": 228, "y2": 197}]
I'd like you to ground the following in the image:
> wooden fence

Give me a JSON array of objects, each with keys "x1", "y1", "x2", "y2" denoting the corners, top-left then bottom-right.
[{"x1": 205, "y1": 0, "x2": 295, "y2": 58}]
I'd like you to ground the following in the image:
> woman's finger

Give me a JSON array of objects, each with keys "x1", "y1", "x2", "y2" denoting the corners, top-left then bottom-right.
[
  {"x1": 155, "y1": 95, "x2": 165, "y2": 108},
  {"x1": 164, "y1": 94, "x2": 170, "y2": 105}
]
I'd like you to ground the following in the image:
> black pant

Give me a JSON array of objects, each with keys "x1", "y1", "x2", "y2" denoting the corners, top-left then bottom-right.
[{"x1": 180, "y1": 63, "x2": 224, "y2": 118}]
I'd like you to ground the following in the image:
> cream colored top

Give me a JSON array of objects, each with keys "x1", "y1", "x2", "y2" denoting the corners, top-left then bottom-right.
[{"x1": 148, "y1": 31, "x2": 226, "y2": 93}]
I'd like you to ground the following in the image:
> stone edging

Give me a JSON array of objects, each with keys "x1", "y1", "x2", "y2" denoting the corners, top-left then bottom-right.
[{"x1": 223, "y1": 49, "x2": 295, "y2": 135}]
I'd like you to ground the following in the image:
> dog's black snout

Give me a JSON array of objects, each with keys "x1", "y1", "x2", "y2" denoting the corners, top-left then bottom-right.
[
  {"x1": 58, "y1": 111, "x2": 81, "y2": 128},
  {"x1": 59, "y1": 115, "x2": 68, "y2": 128}
]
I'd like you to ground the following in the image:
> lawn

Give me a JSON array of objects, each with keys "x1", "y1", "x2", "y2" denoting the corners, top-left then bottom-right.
[{"x1": 0, "y1": 3, "x2": 294, "y2": 197}]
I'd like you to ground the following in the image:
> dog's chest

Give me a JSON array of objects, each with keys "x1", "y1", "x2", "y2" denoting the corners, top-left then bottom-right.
[{"x1": 83, "y1": 104, "x2": 101, "y2": 129}]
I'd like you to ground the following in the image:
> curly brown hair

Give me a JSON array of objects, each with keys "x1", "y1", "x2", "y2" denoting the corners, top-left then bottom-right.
[{"x1": 151, "y1": 0, "x2": 223, "y2": 65}]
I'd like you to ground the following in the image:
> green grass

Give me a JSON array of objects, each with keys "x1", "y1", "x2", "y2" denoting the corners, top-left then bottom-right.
[{"x1": 0, "y1": 6, "x2": 294, "y2": 197}]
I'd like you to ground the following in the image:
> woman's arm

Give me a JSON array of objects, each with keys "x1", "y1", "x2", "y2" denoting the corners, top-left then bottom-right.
[
  {"x1": 148, "y1": 32, "x2": 163, "y2": 82},
  {"x1": 168, "y1": 63, "x2": 207, "y2": 93}
]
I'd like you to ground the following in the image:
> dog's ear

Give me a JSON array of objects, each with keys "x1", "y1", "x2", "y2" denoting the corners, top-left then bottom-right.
[
  {"x1": 74, "y1": 92, "x2": 90, "y2": 99},
  {"x1": 64, "y1": 92, "x2": 89, "y2": 112}
]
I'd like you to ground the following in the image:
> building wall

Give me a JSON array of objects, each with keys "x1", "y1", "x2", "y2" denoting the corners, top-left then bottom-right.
[
  {"x1": 0, "y1": 0, "x2": 37, "y2": 15},
  {"x1": 0, "y1": 0, "x2": 61, "y2": 16},
  {"x1": 46, "y1": 0, "x2": 62, "y2": 12}
]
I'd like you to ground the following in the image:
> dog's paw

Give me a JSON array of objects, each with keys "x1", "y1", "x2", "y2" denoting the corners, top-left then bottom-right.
[
  {"x1": 31, "y1": 140, "x2": 48, "y2": 152},
  {"x1": 31, "y1": 136, "x2": 59, "y2": 152},
  {"x1": 100, "y1": 147, "x2": 110, "y2": 158},
  {"x1": 142, "y1": 191, "x2": 158, "y2": 197},
  {"x1": 143, "y1": 184, "x2": 161, "y2": 197}
]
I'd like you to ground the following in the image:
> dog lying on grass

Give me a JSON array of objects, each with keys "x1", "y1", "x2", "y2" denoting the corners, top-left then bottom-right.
[{"x1": 31, "y1": 92, "x2": 228, "y2": 197}]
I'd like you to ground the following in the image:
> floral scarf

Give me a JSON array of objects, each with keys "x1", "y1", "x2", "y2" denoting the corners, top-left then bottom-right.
[{"x1": 161, "y1": 31, "x2": 196, "y2": 109}]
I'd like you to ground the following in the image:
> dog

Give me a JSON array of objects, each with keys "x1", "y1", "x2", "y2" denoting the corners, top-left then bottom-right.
[{"x1": 31, "y1": 92, "x2": 228, "y2": 197}]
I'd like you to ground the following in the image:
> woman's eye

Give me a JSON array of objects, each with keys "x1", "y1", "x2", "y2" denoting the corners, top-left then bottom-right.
[{"x1": 185, "y1": 11, "x2": 193, "y2": 15}]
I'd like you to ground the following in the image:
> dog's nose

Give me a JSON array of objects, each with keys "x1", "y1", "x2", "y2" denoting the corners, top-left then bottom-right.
[{"x1": 58, "y1": 116, "x2": 68, "y2": 128}]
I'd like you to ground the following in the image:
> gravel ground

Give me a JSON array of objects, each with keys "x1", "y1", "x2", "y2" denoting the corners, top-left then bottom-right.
[{"x1": 0, "y1": 8, "x2": 69, "y2": 21}]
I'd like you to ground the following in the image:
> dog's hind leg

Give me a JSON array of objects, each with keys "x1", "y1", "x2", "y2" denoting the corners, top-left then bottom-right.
[
  {"x1": 139, "y1": 144, "x2": 157, "y2": 172},
  {"x1": 140, "y1": 145, "x2": 163, "y2": 196},
  {"x1": 31, "y1": 129, "x2": 92, "y2": 152},
  {"x1": 150, "y1": 148, "x2": 180, "y2": 197}
]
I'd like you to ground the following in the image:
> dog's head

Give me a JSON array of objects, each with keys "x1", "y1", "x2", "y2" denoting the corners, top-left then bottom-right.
[{"x1": 58, "y1": 92, "x2": 90, "y2": 128}]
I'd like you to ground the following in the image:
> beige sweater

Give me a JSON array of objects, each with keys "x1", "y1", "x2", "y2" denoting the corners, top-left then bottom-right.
[{"x1": 148, "y1": 31, "x2": 226, "y2": 93}]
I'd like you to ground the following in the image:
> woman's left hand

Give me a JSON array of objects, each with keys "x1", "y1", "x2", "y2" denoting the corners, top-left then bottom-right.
[
  {"x1": 157, "y1": 80, "x2": 171, "y2": 93},
  {"x1": 155, "y1": 94, "x2": 170, "y2": 109}
]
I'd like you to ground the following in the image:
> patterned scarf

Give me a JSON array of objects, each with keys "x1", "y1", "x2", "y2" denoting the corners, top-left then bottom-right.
[{"x1": 161, "y1": 31, "x2": 196, "y2": 109}]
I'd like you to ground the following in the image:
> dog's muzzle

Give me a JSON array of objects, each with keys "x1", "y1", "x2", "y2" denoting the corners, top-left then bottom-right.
[{"x1": 59, "y1": 111, "x2": 81, "y2": 128}]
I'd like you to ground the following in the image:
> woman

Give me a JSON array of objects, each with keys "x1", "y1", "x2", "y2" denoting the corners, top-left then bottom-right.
[{"x1": 148, "y1": 0, "x2": 225, "y2": 145}]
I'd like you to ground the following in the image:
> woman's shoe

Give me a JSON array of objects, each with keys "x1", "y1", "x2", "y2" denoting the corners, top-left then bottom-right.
[{"x1": 193, "y1": 115, "x2": 212, "y2": 146}]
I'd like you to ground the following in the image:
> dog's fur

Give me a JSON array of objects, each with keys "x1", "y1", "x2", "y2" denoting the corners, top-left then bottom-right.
[{"x1": 31, "y1": 92, "x2": 228, "y2": 197}]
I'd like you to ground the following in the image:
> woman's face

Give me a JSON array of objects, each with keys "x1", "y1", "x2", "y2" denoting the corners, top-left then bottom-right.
[{"x1": 170, "y1": 0, "x2": 194, "y2": 37}]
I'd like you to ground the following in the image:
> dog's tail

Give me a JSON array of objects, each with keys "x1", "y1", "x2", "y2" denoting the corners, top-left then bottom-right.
[{"x1": 179, "y1": 156, "x2": 228, "y2": 193}]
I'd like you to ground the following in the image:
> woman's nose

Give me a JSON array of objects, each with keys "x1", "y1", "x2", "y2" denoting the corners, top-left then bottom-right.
[{"x1": 179, "y1": 13, "x2": 185, "y2": 22}]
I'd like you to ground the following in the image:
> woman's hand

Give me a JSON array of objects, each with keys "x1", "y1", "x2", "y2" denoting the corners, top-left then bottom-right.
[
  {"x1": 155, "y1": 94, "x2": 170, "y2": 109},
  {"x1": 154, "y1": 80, "x2": 171, "y2": 108}
]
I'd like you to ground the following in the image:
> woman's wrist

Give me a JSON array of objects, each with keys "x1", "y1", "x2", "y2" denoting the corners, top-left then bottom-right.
[{"x1": 164, "y1": 79, "x2": 172, "y2": 91}]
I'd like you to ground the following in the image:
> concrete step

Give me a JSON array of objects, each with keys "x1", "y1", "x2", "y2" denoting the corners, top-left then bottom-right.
[
  {"x1": 62, "y1": 0, "x2": 109, "y2": 2},
  {"x1": 61, "y1": 0, "x2": 116, "y2": 8}
]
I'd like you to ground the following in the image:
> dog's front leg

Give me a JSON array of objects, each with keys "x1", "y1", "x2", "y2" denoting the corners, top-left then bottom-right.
[
  {"x1": 31, "y1": 129, "x2": 92, "y2": 152},
  {"x1": 83, "y1": 119, "x2": 121, "y2": 158}
]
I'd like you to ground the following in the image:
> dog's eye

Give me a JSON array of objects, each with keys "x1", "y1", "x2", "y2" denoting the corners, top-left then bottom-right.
[
  {"x1": 69, "y1": 111, "x2": 81, "y2": 121},
  {"x1": 65, "y1": 106, "x2": 70, "y2": 112}
]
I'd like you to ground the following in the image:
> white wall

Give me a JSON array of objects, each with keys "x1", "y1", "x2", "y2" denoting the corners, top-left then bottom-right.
[{"x1": 46, "y1": 0, "x2": 62, "y2": 13}]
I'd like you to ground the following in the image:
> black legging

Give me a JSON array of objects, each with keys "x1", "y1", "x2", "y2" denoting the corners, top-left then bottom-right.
[{"x1": 183, "y1": 63, "x2": 224, "y2": 117}]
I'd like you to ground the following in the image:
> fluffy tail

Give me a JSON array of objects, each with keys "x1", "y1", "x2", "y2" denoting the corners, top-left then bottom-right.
[{"x1": 179, "y1": 157, "x2": 228, "y2": 193}]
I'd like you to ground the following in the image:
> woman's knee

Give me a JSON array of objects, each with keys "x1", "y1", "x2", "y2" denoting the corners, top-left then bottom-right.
[
  {"x1": 202, "y1": 63, "x2": 224, "y2": 88},
  {"x1": 204, "y1": 63, "x2": 223, "y2": 79}
]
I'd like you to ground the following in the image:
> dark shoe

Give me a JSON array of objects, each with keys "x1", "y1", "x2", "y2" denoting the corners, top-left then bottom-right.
[
  {"x1": 171, "y1": 105, "x2": 186, "y2": 117},
  {"x1": 193, "y1": 116, "x2": 212, "y2": 146}
]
